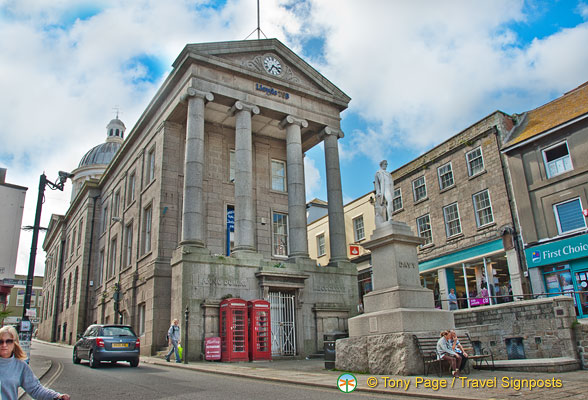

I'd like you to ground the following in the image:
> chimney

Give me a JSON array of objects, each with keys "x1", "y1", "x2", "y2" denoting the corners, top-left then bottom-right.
[{"x1": 0, "y1": 168, "x2": 6, "y2": 184}]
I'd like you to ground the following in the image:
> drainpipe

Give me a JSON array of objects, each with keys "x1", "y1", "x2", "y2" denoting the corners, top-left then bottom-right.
[
  {"x1": 51, "y1": 237, "x2": 66, "y2": 342},
  {"x1": 83, "y1": 195, "x2": 100, "y2": 329}
]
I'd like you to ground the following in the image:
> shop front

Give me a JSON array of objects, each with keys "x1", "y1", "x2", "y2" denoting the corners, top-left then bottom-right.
[
  {"x1": 419, "y1": 239, "x2": 517, "y2": 310},
  {"x1": 525, "y1": 233, "x2": 588, "y2": 318}
]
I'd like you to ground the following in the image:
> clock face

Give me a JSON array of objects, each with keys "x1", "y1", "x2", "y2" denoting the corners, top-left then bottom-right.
[{"x1": 263, "y1": 56, "x2": 282, "y2": 75}]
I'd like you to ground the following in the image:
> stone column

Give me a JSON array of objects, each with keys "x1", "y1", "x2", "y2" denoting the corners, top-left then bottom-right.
[
  {"x1": 180, "y1": 88, "x2": 214, "y2": 246},
  {"x1": 506, "y1": 248, "x2": 524, "y2": 299},
  {"x1": 437, "y1": 268, "x2": 449, "y2": 310},
  {"x1": 320, "y1": 127, "x2": 347, "y2": 263},
  {"x1": 279, "y1": 115, "x2": 309, "y2": 260},
  {"x1": 230, "y1": 101, "x2": 260, "y2": 253}
]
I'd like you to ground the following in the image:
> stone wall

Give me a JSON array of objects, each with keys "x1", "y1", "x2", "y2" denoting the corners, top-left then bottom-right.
[
  {"x1": 573, "y1": 321, "x2": 588, "y2": 369},
  {"x1": 453, "y1": 296, "x2": 578, "y2": 360}
]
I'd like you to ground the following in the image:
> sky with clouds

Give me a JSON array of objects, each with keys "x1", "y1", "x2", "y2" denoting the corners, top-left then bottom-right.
[{"x1": 1, "y1": 0, "x2": 588, "y2": 276}]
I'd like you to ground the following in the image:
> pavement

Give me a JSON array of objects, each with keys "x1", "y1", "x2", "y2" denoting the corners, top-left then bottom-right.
[{"x1": 31, "y1": 339, "x2": 587, "y2": 399}]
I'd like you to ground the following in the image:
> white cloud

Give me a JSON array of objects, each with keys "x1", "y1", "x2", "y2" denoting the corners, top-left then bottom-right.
[
  {"x1": 304, "y1": 155, "x2": 322, "y2": 201},
  {"x1": 2, "y1": 0, "x2": 588, "y2": 275}
]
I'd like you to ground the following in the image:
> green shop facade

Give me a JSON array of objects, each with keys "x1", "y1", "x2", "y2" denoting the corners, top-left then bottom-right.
[{"x1": 525, "y1": 233, "x2": 588, "y2": 319}]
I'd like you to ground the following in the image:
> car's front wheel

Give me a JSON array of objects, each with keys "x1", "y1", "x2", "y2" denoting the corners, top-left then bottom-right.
[
  {"x1": 72, "y1": 348, "x2": 81, "y2": 364},
  {"x1": 89, "y1": 351, "x2": 100, "y2": 368},
  {"x1": 129, "y1": 359, "x2": 139, "y2": 367}
]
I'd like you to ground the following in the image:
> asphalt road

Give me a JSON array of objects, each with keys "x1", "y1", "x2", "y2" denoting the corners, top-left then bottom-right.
[{"x1": 28, "y1": 341, "x2": 412, "y2": 399}]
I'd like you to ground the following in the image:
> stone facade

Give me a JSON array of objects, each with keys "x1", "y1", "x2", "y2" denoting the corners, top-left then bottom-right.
[
  {"x1": 573, "y1": 321, "x2": 588, "y2": 369},
  {"x1": 453, "y1": 296, "x2": 579, "y2": 361},
  {"x1": 38, "y1": 39, "x2": 358, "y2": 360}
]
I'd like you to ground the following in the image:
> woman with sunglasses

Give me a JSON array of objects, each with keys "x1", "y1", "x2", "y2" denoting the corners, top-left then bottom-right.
[{"x1": 0, "y1": 325, "x2": 70, "y2": 399}]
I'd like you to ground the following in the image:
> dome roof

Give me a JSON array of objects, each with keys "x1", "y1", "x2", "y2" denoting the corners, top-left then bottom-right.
[{"x1": 78, "y1": 141, "x2": 122, "y2": 168}]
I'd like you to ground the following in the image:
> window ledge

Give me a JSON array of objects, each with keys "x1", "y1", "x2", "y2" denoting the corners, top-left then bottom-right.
[
  {"x1": 137, "y1": 250, "x2": 153, "y2": 263},
  {"x1": 439, "y1": 185, "x2": 456, "y2": 194},
  {"x1": 141, "y1": 178, "x2": 156, "y2": 195},
  {"x1": 124, "y1": 199, "x2": 136, "y2": 213},
  {"x1": 477, "y1": 222, "x2": 496, "y2": 231},
  {"x1": 446, "y1": 233, "x2": 464, "y2": 242},
  {"x1": 468, "y1": 170, "x2": 487, "y2": 180},
  {"x1": 120, "y1": 265, "x2": 133, "y2": 274},
  {"x1": 269, "y1": 189, "x2": 288, "y2": 195},
  {"x1": 392, "y1": 208, "x2": 404, "y2": 215},
  {"x1": 414, "y1": 197, "x2": 429, "y2": 206},
  {"x1": 419, "y1": 243, "x2": 435, "y2": 250}
]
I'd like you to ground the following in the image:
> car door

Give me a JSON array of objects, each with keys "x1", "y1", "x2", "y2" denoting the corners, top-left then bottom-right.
[{"x1": 81, "y1": 327, "x2": 97, "y2": 358}]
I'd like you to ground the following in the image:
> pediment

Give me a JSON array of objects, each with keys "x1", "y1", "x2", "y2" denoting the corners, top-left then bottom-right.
[{"x1": 173, "y1": 39, "x2": 350, "y2": 109}]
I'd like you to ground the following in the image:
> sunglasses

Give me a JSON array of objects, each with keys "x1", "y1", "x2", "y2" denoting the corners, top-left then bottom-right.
[{"x1": 0, "y1": 339, "x2": 15, "y2": 345}]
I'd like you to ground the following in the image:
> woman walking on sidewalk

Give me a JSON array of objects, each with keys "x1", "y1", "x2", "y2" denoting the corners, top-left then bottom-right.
[{"x1": 0, "y1": 325, "x2": 70, "y2": 400}]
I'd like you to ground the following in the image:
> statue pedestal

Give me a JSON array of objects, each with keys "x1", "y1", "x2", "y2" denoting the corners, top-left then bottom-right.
[{"x1": 340, "y1": 221, "x2": 454, "y2": 375}]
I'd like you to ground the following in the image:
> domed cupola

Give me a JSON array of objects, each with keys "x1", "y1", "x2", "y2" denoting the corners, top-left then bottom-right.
[
  {"x1": 106, "y1": 117, "x2": 126, "y2": 141},
  {"x1": 70, "y1": 115, "x2": 126, "y2": 202}
]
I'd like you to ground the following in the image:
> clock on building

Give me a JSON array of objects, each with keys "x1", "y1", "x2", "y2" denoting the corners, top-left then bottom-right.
[{"x1": 263, "y1": 56, "x2": 282, "y2": 75}]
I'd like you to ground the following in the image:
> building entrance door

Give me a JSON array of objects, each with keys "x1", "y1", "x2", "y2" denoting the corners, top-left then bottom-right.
[
  {"x1": 574, "y1": 269, "x2": 588, "y2": 318},
  {"x1": 268, "y1": 291, "x2": 296, "y2": 356}
]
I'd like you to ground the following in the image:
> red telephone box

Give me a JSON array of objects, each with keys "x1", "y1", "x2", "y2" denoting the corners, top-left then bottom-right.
[
  {"x1": 248, "y1": 300, "x2": 271, "y2": 361},
  {"x1": 220, "y1": 298, "x2": 249, "y2": 362}
]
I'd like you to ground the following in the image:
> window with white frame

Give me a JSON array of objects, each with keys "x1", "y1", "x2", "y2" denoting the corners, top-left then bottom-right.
[
  {"x1": 72, "y1": 267, "x2": 78, "y2": 304},
  {"x1": 416, "y1": 214, "x2": 433, "y2": 246},
  {"x1": 101, "y1": 205, "x2": 109, "y2": 233},
  {"x1": 353, "y1": 215, "x2": 365, "y2": 241},
  {"x1": 412, "y1": 176, "x2": 427, "y2": 202},
  {"x1": 125, "y1": 222, "x2": 133, "y2": 266},
  {"x1": 147, "y1": 147, "x2": 156, "y2": 183},
  {"x1": 113, "y1": 190, "x2": 120, "y2": 218},
  {"x1": 554, "y1": 197, "x2": 586, "y2": 234},
  {"x1": 138, "y1": 303, "x2": 146, "y2": 336},
  {"x1": 466, "y1": 147, "x2": 484, "y2": 176},
  {"x1": 316, "y1": 233, "x2": 326, "y2": 257},
  {"x1": 272, "y1": 211, "x2": 288, "y2": 257},
  {"x1": 109, "y1": 237, "x2": 117, "y2": 278},
  {"x1": 473, "y1": 189, "x2": 494, "y2": 227},
  {"x1": 443, "y1": 203, "x2": 462, "y2": 237},
  {"x1": 98, "y1": 249, "x2": 105, "y2": 285},
  {"x1": 77, "y1": 219, "x2": 83, "y2": 254},
  {"x1": 16, "y1": 289, "x2": 25, "y2": 306},
  {"x1": 127, "y1": 171, "x2": 136, "y2": 204},
  {"x1": 143, "y1": 205, "x2": 152, "y2": 254},
  {"x1": 392, "y1": 188, "x2": 403, "y2": 212},
  {"x1": 437, "y1": 162, "x2": 454, "y2": 190},
  {"x1": 271, "y1": 160, "x2": 286, "y2": 192},
  {"x1": 543, "y1": 141, "x2": 573, "y2": 178},
  {"x1": 70, "y1": 229, "x2": 76, "y2": 257},
  {"x1": 229, "y1": 150, "x2": 235, "y2": 183}
]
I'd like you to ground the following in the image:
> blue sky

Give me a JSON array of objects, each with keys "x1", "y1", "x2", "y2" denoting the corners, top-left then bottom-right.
[{"x1": 1, "y1": 0, "x2": 588, "y2": 275}]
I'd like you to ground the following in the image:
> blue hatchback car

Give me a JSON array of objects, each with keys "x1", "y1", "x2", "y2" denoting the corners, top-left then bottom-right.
[{"x1": 73, "y1": 324, "x2": 140, "y2": 368}]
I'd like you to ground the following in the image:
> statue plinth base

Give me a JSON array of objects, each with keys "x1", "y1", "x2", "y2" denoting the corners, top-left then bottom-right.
[{"x1": 340, "y1": 220, "x2": 454, "y2": 375}]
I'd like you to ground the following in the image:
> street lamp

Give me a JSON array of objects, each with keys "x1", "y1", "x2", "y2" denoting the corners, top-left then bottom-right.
[{"x1": 22, "y1": 171, "x2": 74, "y2": 323}]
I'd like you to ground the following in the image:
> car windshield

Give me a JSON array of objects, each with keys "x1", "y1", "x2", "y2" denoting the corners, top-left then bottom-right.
[{"x1": 101, "y1": 327, "x2": 136, "y2": 337}]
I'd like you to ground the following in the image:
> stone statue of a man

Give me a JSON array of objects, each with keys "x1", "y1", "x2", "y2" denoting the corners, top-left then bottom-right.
[{"x1": 374, "y1": 160, "x2": 394, "y2": 226}]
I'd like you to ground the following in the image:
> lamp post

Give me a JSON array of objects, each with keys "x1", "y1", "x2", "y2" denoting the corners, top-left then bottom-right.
[{"x1": 22, "y1": 172, "x2": 73, "y2": 323}]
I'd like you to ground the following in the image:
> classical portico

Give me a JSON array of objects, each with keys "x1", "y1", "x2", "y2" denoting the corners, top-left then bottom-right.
[{"x1": 165, "y1": 39, "x2": 357, "y2": 360}]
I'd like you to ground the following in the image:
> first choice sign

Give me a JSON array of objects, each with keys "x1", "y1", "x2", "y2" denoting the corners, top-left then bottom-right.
[{"x1": 525, "y1": 233, "x2": 588, "y2": 267}]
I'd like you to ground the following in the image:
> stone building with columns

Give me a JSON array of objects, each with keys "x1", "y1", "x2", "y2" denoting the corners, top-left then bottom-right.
[{"x1": 38, "y1": 39, "x2": 358, "y2": 358}]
